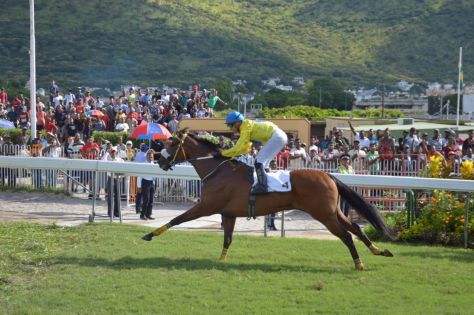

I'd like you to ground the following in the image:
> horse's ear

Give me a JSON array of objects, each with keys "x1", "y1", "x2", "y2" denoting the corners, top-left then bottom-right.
[{"x1": 180, "y1": 127, "x2": 190, "y2": 135}]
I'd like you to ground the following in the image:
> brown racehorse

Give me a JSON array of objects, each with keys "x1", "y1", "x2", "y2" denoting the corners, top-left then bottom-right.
[{"x1": 142, "y1": 131, "x2": 395, "y2": 270}]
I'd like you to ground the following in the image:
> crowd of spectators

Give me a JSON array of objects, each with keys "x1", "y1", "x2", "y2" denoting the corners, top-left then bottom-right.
[
  {"x1": 1, "y1": 81, "x2": 473, "y2": 178},
  {"x1": 237, "y1": 121, "x2": 474, "y2": 176},
  {"x1": 0, "y1": 80, "x2": 227, "y2": 146}
]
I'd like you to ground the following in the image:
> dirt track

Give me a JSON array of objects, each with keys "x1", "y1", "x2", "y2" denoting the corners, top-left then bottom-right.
[{"x1": 0, "y1": 191, "x2": 340, "y2": 239}]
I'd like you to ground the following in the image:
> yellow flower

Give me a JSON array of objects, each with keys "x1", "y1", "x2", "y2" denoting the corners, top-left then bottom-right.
[{"x1": 460, "y1": 161, "x2": 474, "y2": 180}]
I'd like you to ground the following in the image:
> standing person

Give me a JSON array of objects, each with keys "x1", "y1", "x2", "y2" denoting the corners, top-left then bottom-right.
[
  {"x1": 337, "y1": 154, "x2": 355, "y2": 216},
  {"x1": 348, "y1": 120, "x2": 371, "y2": 149},
  {"x1": 288, "y1": 138, "x2": 307, "y2": 170},
  {"x1": 207, "y1": 89, "x2": 227, "y2": 117},
  {"x1": 134, "y1": 143, "x2": 148, "y2": 214},
  {"x1": 81, "y1": 136, "x2": 100, "y2": 197},
  {"x1": 166, "y1": 113, "x2": 179, "y2": 134},
  {"x1": 102, "y1": 146, "x2": 124, "y2": 218},
  {"x1": 429, "y1": 129, "x2": 443, "y2": 152},
  {"x1": 137, "y1": 149, "x2": 156, "y2": 220},
  {"x1": 378, "y1": 128, "x2": 396, "y2": 173},
  {"x1": 462, "y1": 129, "x2": 474, "y2": 155},
  {"x1": 216, "y1": 112, "x2": 287, "y2": 194},
  {"x1": 48, "y1": 80, "x2": 59, "y2": 109},
  {"x1": 17, "y1": 106, "x2": 29, "y2": 129},
  {"x1": 36, "y1": 105, "x2": 46, "y2": 131},
  {"x1": 0, "y1": 88, "x2": 8, "y2": 106},
  {"x1": 41, "y1": 132, "x2": 61, "y2": 187},
  {"x1": 18, "y1": 127, "x2": 30, "y2": 147},
  {"x1": 366, "y1": 142, "x2": 380, "y2": 175}
]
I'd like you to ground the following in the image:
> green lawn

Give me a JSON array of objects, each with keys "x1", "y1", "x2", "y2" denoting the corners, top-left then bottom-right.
[{"x1": 1, "y1": 223, "x2": 473, "y2": 315}]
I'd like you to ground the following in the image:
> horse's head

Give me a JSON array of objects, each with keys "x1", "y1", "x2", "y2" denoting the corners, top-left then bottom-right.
[{"x1": 158, "y1": 130, "x2": 189, "y2": 171}]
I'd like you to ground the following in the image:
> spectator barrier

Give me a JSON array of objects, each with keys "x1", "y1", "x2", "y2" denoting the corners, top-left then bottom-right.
[{"x1": 0, "y1": 156, "x2": 472, "y2": 247}]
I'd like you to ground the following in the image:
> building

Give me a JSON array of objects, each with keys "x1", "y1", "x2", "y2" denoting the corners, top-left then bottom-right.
[{"x1": 354, "y1": 97, "x2": 428, "y2": 113}]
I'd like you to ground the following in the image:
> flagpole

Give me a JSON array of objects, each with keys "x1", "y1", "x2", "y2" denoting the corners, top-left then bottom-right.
[
  {"x1": 30, "y1": 0, "x2": 37, "y2": 138},
  {"x1": 456, "y1": 47, "x2": 463, "y2": 128}
]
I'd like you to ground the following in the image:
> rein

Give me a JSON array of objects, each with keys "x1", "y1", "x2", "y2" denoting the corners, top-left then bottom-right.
[{"x1": 166, "y1": 133, "x2": 229, "y2": 182}]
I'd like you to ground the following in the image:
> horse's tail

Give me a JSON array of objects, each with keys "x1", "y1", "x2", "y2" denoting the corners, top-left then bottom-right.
[{"x1": 329, "y1": 174, "x2": 396, "y2": 240}]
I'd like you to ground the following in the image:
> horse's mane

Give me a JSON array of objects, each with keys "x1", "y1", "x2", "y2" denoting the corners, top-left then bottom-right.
[{"x1": 186, "y1": 132, "x2": 220, "y2": 152}]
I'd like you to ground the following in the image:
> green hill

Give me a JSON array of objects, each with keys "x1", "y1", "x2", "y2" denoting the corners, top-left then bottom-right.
[{"x1": 0, "y1": 0, "x2": 472, "y2": 88}]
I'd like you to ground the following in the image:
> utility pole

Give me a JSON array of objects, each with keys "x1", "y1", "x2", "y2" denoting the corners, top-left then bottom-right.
[
  {"x1": 29, "y1": 0, "x2": 37, "y2": 139},
  {"x1": 319, "y1": 87, "x2": 322, "y2": 108},
  {"x1": 381, "y1": 83, "x2": 385, "y2": 119},
  {"x1": 439, "y1": 95, "x2": 443, "y2": 117}
]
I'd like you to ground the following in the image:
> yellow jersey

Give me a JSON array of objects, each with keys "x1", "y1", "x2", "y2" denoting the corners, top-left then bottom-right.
[{"x1": 222, "y1": 119, "x2": 278, "y2": 157}]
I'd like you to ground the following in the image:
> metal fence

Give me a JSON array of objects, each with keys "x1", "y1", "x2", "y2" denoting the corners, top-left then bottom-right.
[{"x1": 0, "y1": 156, "x2": 472, "y2": 247}]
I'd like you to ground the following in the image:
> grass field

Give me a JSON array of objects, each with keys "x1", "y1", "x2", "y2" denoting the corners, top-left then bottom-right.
[{"x1": 1, "y1": 223, "x2": 473, "y2": 315}]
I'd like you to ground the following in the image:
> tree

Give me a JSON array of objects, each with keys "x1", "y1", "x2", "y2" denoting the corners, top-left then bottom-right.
[
  {"x1": 307, "y1": 78, "x2": 354, "y2": 110},
  {"x1": 213, "y1": 79, "x2": 234, "y2": 110},
  {"x1": 252, "y1": 88, "x2": 307, "y2": 108},
  {"x1": 428, "y1": 94, "x2": 461, "y2": 115}
]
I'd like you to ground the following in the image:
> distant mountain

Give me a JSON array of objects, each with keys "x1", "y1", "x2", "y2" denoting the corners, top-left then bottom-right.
[{"x1": 0, "y1": 0, "x2": 472, "y2": 88}]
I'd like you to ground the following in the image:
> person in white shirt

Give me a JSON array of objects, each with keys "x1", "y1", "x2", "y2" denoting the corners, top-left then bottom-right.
[
  {"x1": 137, "y1": 149, "x2": 156, "y2": 220},
  {"x1": 102, "y1": 146, "x2": 124, "y2": 218},
  {"x1": 64, "y1": 89, "x2": 76, "y2": 108},
  {"x1": 95, "y1": 97, "x2": 104, "y2": 109},
  {"x1": 133, "y1": 143, "x2": 148, "y2": 214},
  {"x1": 348, "y1": 120, "x2": 371, "y2": 149},
  {"x1": 52, "y1": 91, "x2": 63, "y2": 109},
  {"x1": 288, "y1": 138, "x2": 307, "y2": 169}
]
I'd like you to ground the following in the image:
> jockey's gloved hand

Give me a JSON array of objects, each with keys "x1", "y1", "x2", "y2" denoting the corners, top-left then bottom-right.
[{"x1": 213, "y1": 151, "x2": 222, "y2": 159}]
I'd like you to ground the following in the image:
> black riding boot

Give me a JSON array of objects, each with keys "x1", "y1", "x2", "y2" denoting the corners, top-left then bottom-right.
[{"x1": 252, "y1": 162, "x2": 269, "y2": 194}]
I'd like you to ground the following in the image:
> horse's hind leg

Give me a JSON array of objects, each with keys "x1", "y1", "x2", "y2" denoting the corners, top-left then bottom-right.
[
  {"x1": 219, "y1": 216, "x2": 236, "y2": 261},
  {"x1": 337, "y1": 212, "x2": 394, "y2": 257},
  {"x1": 142, "y1": 203, "x2": 216, "y2": 241},
  {"x1": 321, "y1": 216, "x2": 365, "y2": 270}
]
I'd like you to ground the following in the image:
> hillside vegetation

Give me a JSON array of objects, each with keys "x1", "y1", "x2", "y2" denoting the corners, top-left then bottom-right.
[{"x1": 0, "y1": 0, "x2": 472, "y2": 88}]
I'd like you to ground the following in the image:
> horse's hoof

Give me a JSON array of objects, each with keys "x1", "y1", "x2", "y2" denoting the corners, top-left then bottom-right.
[
  {"x1": 381, "y1": 249, "x2": 394, "y2": 257},
  {"x1": 355, "y1": 263, "x2": 364, "y2": 271},
  {"x1": 219, "y1": 255, "x2": 228, "y2": 261},
  {"x1": 141, "y1": 233, "x2": 153, "y2": 241}
]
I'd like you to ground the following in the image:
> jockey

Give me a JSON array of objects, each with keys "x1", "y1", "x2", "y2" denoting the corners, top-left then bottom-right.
[{"x1": 215, "y1": 111, "x2": 288, "y2": 194}]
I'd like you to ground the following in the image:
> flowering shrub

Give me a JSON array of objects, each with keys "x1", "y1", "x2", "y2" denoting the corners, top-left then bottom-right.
[
  {"x1": 398, "y1": 191, "x2": 474, "y2": 246},
  {"x1": 460, "y1": 160, "x2": 474, "y2": 180},
  {"x1": 421, "y1": 156, "x2": 444, "y2": 178}
]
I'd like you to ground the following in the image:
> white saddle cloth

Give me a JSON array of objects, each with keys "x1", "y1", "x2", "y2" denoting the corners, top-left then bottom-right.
[{"x1": 253, "y1": 170, "x2": 292, "y2": 192}]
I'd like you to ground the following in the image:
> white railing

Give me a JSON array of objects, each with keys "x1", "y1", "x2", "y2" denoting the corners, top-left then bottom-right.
[
  {"x1": 1, "y1": 156, "x2": 473, "y2": 191},
  {"x1": 0, "y1": 156, "x2": 472, "y2": 247}
]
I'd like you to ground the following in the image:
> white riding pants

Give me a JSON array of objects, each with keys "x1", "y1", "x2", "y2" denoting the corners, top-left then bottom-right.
[{"x1": 255, "y1": 128, "x2": 288, "y2": 166}]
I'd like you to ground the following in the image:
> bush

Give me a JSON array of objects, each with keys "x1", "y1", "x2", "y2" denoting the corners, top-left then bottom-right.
[
  {"x1": 0, "y1": 128, "x2": 33, "y2": 144},
  {"x1": 398, "y1": 191, "x2": 474, "y2": 246},
  {"x1": 364, "y1": 210, "x2": 407, "y2": 241},
  {"x1": 91, "y1": 131, "x2": 133, "y2": 145},
  {"x1": 259, "y1": 105, "x2": 404, "y2": 120}
]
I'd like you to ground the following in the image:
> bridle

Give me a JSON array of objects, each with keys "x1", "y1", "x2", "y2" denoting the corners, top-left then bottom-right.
[
  {"x1": 161, "y1": 132, "x2": 230, "y2": 181},
  {"x1": 162, "y1": 133, "x2": 213, "y2": 168}
]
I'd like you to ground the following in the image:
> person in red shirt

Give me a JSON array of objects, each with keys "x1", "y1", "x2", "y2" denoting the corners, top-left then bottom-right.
[
  {"x1": 276, "y1": 144, "x2": 291, "y2": 170},
  {"x1": 81, "y1": 136, "x2": 100, "y2": 160},
  {"x1": 44, "y1": 116, "x2": 58, "y2": 134},
  {"x1": 0, "y1": 88, "x2": 8, "y2": 105},
  {"x1": 75, "y1": 101, "x2": 84, "y2": 114},
  {"x1": 11, "y1": 95, "x2": 22, "y2": 111},
  {"x1": 36, "y1": 106, "x2": 46, "y2": 130}
]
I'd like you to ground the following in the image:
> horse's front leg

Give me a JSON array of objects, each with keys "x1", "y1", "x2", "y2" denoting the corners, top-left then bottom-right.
[{"x1": 141, "y1": 202, "x2": 217, "y2": 241}]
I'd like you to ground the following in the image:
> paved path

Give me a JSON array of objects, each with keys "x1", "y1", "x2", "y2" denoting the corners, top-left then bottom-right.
[{"x1": 0, "y1": 192, "x2": 339, "y2": 239}]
